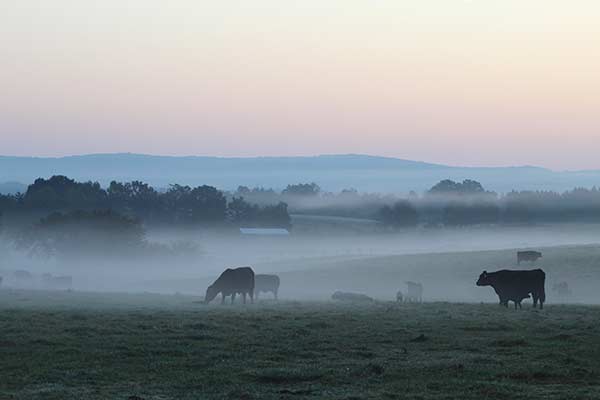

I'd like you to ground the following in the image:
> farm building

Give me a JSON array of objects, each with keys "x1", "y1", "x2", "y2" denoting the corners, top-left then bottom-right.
[{"x1": 239, "y1": 228, "x2": 290, "y2": 236}]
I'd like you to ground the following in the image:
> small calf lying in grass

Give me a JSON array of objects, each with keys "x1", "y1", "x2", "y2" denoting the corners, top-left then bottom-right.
[{"x1": 331, "y1": 291, "x2": 374, "y2": 303}]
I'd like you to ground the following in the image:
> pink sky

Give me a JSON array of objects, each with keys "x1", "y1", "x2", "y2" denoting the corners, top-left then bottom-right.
[{"x1": 1, "y1": 1, "x2": 599, "y2": 170}]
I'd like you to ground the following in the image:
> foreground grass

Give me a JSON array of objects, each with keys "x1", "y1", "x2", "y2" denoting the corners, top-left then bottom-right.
[{"x1": 1, "y1": 290, "x2": 600, "y2": 399}]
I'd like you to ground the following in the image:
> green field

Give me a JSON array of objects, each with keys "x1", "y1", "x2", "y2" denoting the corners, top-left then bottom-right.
[
  {"x1": 2, "y1": 289, "x2": 600, "y2": 400},
  {"x1": 151, "y1": 244, "x2": 600, "y2": 303}
]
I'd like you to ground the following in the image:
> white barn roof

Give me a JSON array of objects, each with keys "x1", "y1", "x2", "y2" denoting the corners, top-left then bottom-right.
[{"x1": 239, "y1": 228, "x2": 290, "y2": 236}]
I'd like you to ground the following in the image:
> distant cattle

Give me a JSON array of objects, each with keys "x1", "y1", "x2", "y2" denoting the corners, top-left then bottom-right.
[
  {"x1": 42, "y1": 274, "x2": 73, "y2": 290},
  {"x1": 204, "y1": 267, "x2": 255, "y2": 305},
  {"x1": 517, "y1": 251, "x2": 542, "y2": 265},
  {"x1": 476, "y1": 269, "x2": 546, "y2": 309},
  {"x1": 12, "y1": 270, "x2": 33, "y2": 287},
  {"x1": 396, "y1": 290, "x2": 403, "y2": 303},
  {"x1": 254, "y1": 274, "x2": 280, "y2": 300},
  {"x1": 404, "y1": 281, "x2": 423, "y2": 303},
  {"x1": 331, "y1": 291, "x2": 374, "y2": 303},
  {"x1": 552, "y1": 282, "x2": 572, "y2": 298},
  {"x1": 13, "y1": 270, "x2": 33, "y2": 280},
  {"x1": 0, "y1": 276, "x2": 3, "y2": 288}
]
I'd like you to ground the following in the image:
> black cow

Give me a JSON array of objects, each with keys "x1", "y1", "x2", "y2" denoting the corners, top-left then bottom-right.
[
  {"x1": 477, "y1": 269, "x2": 546, "y2": 309},
  {"x1": 510, "y1": 293, "x2": 532, "y2": 309},
  {"x1": 204, "y1": 267, "x2": 255, "y2": 305},
  {"x1": 254, "y1": 274, "x2": 280, "y2": 300},
  {"x1": 517, "y1": 251, "x2": 542, "y2": 265}
]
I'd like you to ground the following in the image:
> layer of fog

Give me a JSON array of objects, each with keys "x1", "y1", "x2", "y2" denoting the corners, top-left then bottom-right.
[{"x1": 2, "y1": 224, "x2": 600, "y2": 305}]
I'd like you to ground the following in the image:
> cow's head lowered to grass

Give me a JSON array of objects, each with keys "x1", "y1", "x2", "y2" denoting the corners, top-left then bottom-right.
[{"x1": 204, "y1": 284, "x2": 219, "y2": 304}]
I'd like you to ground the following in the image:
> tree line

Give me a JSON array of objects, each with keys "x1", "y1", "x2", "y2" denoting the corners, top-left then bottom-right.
[
  {"x1": 380, "y1": 180, "x2": 600, "y2": 228},
  {"x1": 3, "y1": 176, "x2": 600, "y2": 232},
  {"x1": 0, "y1": 175, "x2": 291, "y2": 229},
  {"x1": 234, "y1": 179, "x2": 600, "y2": 228}
]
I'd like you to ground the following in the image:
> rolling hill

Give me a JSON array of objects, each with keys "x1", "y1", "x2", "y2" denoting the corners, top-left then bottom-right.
[{"x1": 1, "y1": 153, "x2": 599, "y2": 193}]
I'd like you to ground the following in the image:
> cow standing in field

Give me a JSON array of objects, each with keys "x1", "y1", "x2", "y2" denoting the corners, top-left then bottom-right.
[
  {"x1": 517, "y1": 251, "x2": 542, "y2": 265},
  {"x1": 476, "y1": 269, "x2": 546, "y2": 309},
  {"x1": 396, "y1": 290, "x2": 403, "y2": 303},
  {"x1": 254, "y1": 274, "x2": 280, "y2": 300},
  {"x1": 509, "y1": 292, "x2": 532, "y2": 309},
  {"x1": 405, "y1": 281, "x2": 423, "y2": 303},
  {"x1": 204, "y1": 267, "x2": 255, "y2": 305}
]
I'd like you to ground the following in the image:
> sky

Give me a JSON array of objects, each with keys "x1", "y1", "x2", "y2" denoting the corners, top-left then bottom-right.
[{"x1": 0, "y1": 1, "x2": 599, "y2": 170}]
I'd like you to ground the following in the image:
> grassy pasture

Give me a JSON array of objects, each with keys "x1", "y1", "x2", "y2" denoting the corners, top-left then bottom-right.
[
  {"x1": 138, "y1": 244, "x2": 600, "y2": 303},
  {"x1": 1, "y1": 290, "x2": 600, "y2": 400}
]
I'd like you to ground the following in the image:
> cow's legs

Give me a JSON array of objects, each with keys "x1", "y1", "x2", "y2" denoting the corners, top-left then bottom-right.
[
  {"x1": 221, "y1": 294, "x2": 225, "y2": 305},
  {"x1": 499, "y1": 297, "x2": 507, "y2": 307},
  {"x1": 250, "y1": 291, "x2": 254, "y2": 304},
  {"x1": 242, "y1": 292, "x2": 247, "y2": 304},
  {"x1": 231, "y1": 293, "x2": 236, "y2": 304},
  {"x1": 274, "y1": 289, "x2": 278, "y2": 301},
  {"x1": 532, "y1": 294, "x2": 538, "y2": 308}
]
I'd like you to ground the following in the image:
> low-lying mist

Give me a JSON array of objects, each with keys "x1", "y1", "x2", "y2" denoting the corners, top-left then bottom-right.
[{"x1": 2, "y1": 224, "x2": 600, "y2": 305}]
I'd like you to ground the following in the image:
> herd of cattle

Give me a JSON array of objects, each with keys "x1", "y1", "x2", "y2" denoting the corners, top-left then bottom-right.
[
  {"x1": 0, "y1": 271, "x2": 73, "y2": 291},
  {"x1": 201, "y1": 250, "x2": 565, "y2": 309},
  {"x1": 0, "y1": 250, "x2": 572, "y2": 309}
]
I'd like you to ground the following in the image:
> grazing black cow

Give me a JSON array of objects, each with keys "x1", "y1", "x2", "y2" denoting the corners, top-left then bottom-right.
[
  {"x1": 254, "y1": 274, "x2": 280, "y2": 300},
  {"x1": 331, "y1": 291, "x2": 374, "y2": 303},
  {"x1": 517, "y1": 251, "x2": 542, "y2": 265},
  {"x1": 476, "y1": 269, "x2": 546, "y2": 309},
  {"x1": 204, "y1": 267, "x2": 255, "y2": 305}
]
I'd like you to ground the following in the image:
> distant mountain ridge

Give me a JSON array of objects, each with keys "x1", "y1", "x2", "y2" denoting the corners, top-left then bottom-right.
[{"x1": 0, "y1": 153, "x2": 597, "y2": 194}]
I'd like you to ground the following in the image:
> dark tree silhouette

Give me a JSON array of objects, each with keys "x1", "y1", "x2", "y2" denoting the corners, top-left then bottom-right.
[
  {"x1": 17, "y1": 210, "x2": 146, "y2": 258},
  {"x1": 282, "y1": 182, "x2": 321, "y2": 196},
  {"x1": 24, "y1": 176, "x2": 107, "y2": 210},
  {"x1": 379, "y1": 200, "x2": 418, "y2": 228},
  {"x1": 227, "y1": 197, "x2": 291, "y2": 228},
  {"x1": 428, "y1": 179, "x2": 486, "y2": 195},
  {"x1": 443, "y1": 201, "x2": 500, "y2": 226}
]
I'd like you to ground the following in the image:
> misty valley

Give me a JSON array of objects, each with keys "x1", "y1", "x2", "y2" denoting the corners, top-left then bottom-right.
[
  {"x1": 2, "y1": 175, "x2": 600, "y2": 399},
  {"x1": 4, "y1": 1, "x2": 600, "y2": 397}
]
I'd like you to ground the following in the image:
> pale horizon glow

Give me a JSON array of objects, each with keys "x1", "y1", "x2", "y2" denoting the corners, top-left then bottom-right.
[{"x1": 1, "y1": 1, "x2": 599, "y2": 170}]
